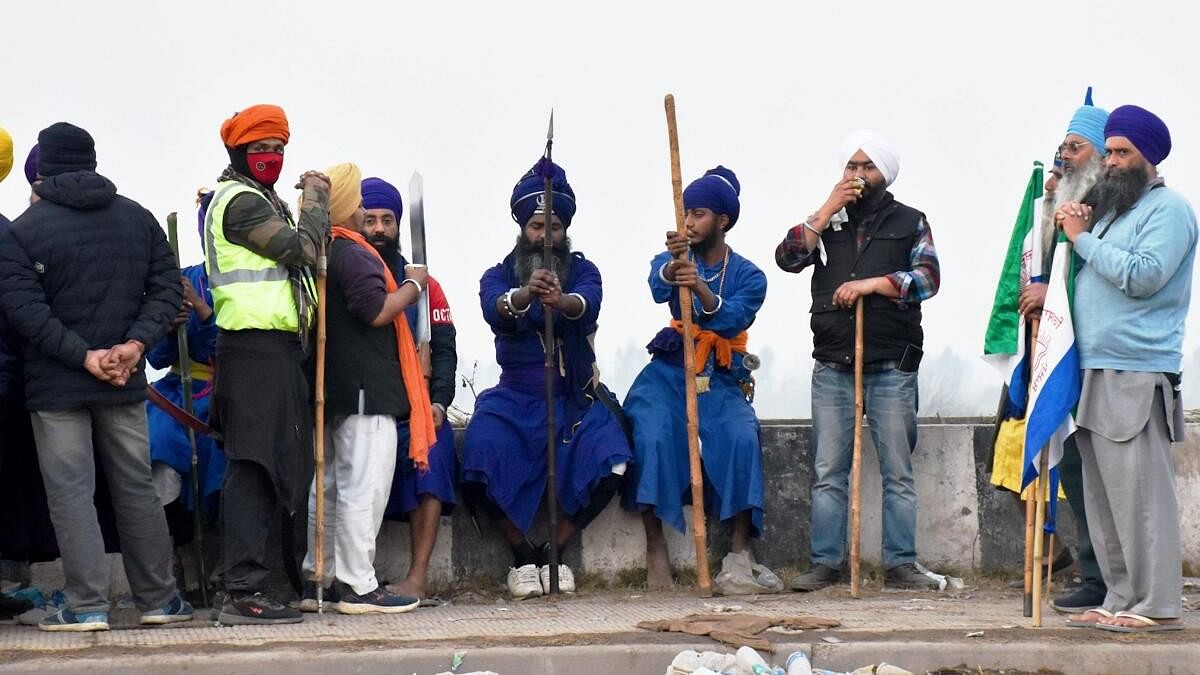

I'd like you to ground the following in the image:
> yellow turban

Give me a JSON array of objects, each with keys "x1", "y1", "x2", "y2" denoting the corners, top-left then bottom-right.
[
  {"x1": 326, "y1": 162, "x2": 362, "y2": 225},
  {"x1": 0, "y1": 127, "x2": 13, "y2": 183}
]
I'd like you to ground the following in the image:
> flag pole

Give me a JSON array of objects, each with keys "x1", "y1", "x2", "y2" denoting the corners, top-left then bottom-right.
[
  {"x1": 1031, "y1": 442, "x2": 1050, "y2": 627},
  {"x1": 1022, "y1": 318, "x2": 1040, "y2": 617}
]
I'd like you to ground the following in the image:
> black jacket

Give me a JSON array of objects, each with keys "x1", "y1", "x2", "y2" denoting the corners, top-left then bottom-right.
[
  {"x1": 0, "y1": 172, "x2": 182, "y2": 410},
  {"x1": 0, "y1": 213, "x2": 20, "y2": 398}
]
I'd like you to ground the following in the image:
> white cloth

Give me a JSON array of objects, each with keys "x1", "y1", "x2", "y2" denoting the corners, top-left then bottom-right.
[
  {"x1": 839, "y1": 129, "x2": 900, "y2": 186},
  {"x1": 302, "y1": 413, "x2": 399, "y2": 595}
]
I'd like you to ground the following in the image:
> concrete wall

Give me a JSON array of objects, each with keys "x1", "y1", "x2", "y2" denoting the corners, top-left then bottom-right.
[
  {"x1": 19, "y1": 422, "x2": 1200, "y2": 595},
  {"x1": 371, "y1": 421, "x2": 1200, "y2": 586}
]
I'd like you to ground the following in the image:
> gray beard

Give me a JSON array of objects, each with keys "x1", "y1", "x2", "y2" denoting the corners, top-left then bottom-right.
[
  {"x1": 512, "y1": 235, "x2": 572, "y2": 285},
  {"x1": 1041, "y1": 154, "x2": 1103, "y2": 258}
]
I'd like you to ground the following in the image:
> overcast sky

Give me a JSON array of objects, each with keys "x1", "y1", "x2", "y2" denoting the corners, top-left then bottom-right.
[{"x1": 3, "y1": 0, "x2": 1197, "y2": 417}]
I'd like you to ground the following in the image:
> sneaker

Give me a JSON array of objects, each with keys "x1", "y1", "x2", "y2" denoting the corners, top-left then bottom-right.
[
  {"x1": 1052, "y1": 584, "x2": 1107, "y2": 614},
  {"x1": 790, "y1": 564, "x2": 842, "y2": 592},
  {"x1": 297, "y1": 581, "x2": 341, "y2": 613},
  {"x1": 0, "y1": 591, "x2": 33, "y2": 620},
  {"x1": 336, "y1": 584, "x2": 419, "y2": 615},
  {"x1": 539, "y1": 564, "x2": 576, "y2": 594},
  {"x1": 140, "y1": 593, "x2": 194, "y2": 625},
  {"x1": 507, "y1": 564, "x2": 543, "y2": 599},
  {"x1": 38, "y1": 607, "x2": 110, "y2": 632},
  {"x1": 217, "y1": 592, "x2": 303, "y2": 625},
  {"x1": 885, "y1": 563, "x2": 940, "y2": 590}
]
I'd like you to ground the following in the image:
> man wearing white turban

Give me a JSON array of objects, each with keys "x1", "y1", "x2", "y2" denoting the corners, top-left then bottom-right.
[{"x1": 776, "y1": 129, "x2": 941, "y2": 591}]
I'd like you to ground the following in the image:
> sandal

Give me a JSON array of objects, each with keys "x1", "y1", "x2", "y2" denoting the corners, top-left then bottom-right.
[
  {"x1": 1095, "y1": 611, "x2": 1183, "y2": 633},
  {"x1": 1065, "y1": 607, "x2": 1114, "y2": 628}
]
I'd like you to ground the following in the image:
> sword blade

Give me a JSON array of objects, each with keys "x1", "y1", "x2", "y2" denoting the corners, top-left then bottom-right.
[{"x1": 408, "y1": 172, "x2": 431, "y2": 345}]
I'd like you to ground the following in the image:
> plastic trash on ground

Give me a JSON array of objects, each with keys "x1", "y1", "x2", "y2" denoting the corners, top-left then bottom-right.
[
  {"x1": 714, "y1": 551, "x2": 784, "y2": 595},
  {"x1": 666, "y1": 649, "x2": 738, "y2": 674}
]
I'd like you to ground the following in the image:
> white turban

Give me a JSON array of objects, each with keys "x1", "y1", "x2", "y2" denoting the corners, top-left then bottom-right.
[{"x1": 839, "y1": 129, "x2": 900, "y2": 186}]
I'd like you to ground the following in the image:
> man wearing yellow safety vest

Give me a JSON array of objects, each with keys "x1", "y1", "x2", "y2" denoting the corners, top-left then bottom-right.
[{"x1": 205, "y1": 104, "x2": 330, "y2": 625}]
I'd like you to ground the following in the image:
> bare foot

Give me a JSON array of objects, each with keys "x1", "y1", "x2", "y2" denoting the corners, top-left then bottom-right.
[
  {"x1": 646, "y1": 546, "x2": 675, "y2": 590},
  {"x1": 386, "y1": 576, "x2": 426, "y2": 600},
  {"x1": 1099, "y1": 614, "x2": 1182, "y2": 629}
]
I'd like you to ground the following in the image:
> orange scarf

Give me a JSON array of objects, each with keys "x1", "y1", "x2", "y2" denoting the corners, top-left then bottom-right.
[
  {"x1": 670, "y1": 320, "x2": 749, "y2": 374},
  {"x1": 331, "y1": 226, "x2": 435, "y2": 471}
]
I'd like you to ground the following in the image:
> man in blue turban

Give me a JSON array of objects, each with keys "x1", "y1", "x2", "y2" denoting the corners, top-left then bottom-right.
[
  {"x1": 1056, "y1": 104, "x2": 1191, "y2": 632},
  {"x1": 622, "y1": 166, "x2": 772, "y2": 591},
  {"x1": 461, "y1": 159, "x2": 631, "y2": 599}
]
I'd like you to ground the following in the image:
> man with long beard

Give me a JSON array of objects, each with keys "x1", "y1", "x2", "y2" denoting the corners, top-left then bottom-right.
[
  {"x1": 1018, "y1": 93, "x2": 1112, "y2": 614},
  {"x1": 461, "y1": 160, "x2": 632, "y2": 599},
  {"x1": 777, "y1": 131, "x2": 942, "y2": 591},
  {"x1": 1059, "y1": 106, "x2": 1193, "y2": 633},
  {"x1": 623, "y1": 166, "x2": 769, "y2": 590}
]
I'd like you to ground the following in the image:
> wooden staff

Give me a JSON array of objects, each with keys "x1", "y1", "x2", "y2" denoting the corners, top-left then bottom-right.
[
  {"x1": 1022, "y1": 319, "x2": 1040, "y2": 618},
  {"x1": 849, "y1": 297, "x2": 865, "y2": 598},
  {"x1": 1031, "y1": 440, "x2": 1051, "y2": 627},
  {"x1": 664, "y1": 94, "x2": 711, "y2": 597},
  {"x1": 314, "y1": 241, "x2": 329, "y2": 613}
]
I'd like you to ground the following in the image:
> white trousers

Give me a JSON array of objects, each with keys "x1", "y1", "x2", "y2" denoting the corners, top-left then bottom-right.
[{"x1": 302, "y1": 414, "x2": 398, "y2": 595}]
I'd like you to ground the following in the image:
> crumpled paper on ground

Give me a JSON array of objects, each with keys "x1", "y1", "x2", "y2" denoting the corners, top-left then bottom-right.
[
  {"x1": 638, "y1": 613, "x2": 841, "y2": 651},
  {"x1": 714, "y1": 551, "x2": 784, "y2": 596},
  {"x1": 913, "y1": 562, "x2": 964, "y2": 591}
]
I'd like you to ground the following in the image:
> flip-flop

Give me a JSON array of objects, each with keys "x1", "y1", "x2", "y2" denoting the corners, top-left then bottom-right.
[
  {"x1": 1065, "y1": 607, "x2": 1114, "y2": 628},
  {"x1": 1094, "y1": 611, "x2": 1184, "y2": 633}
]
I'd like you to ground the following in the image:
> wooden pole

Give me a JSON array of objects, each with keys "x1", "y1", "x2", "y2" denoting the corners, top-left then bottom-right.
[
  {"x1": 314, "y1": 244, "x2": 328, "y2": 613},
  {"x1": 664, "y1": 94, "x2": 711, "y2": 597},
  {"x1": 1031, "y1": 444, "x2": 1050, "y2": 627},
  {"x1": 849, "y1": 297, "x2": 865, "y2": 598},
  {"x1": 1022, "y1": 318, "x2": 1040, "y2": 618}
]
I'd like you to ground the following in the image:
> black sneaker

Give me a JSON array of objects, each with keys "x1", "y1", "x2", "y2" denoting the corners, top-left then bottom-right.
[
  {"x1": 336, "y1": 584, "x2": 419, "y2": 615},
  {"x1": 296, "y1": 581, "x2": 340, "y2": 613},
  {"x1": 217, "y1": 592, "x2": 303, "y2": 625},
  {"x1": 885, "y1": 563, "x2": 940, "y2": 590},
  {"x1": 1052, "y1": 584, "x2": 1107, "y2": 614},
  {"x1": 790, "y1": 564, "x2": 842, "y2": 592},
  {"x1": 0, "y1": 592, "x2": 34, "y2": 620}
]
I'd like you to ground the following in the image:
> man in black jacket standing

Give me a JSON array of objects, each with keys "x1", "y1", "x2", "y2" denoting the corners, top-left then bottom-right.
[{"x1": 0, "y1": 122, "x2": 190, "y2": 631}]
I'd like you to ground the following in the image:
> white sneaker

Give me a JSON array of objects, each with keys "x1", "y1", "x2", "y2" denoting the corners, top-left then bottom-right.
[
  {"x1": 507, "y1": 564, "x2": 543, "y2": 599},
  {"x1": 540, "y1": 564, "x2": 576, "y2": 593}
]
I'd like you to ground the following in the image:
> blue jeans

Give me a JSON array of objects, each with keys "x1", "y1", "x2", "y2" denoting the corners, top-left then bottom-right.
[{"x1": 810, "y1": 360, "x2": 918, "y2": 569}]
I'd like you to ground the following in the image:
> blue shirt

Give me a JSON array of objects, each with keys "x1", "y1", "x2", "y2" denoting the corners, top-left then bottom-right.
[{"x1": 1073, "y1": 183, "x2": 1197, "y2": 372}]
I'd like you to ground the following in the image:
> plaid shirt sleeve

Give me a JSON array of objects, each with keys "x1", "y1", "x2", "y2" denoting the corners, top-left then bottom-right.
[
  {"x1": 775, "y1": 222, "x2": 820, "y2": 272},
  {"x1": 885, "y1": 218, "x2": 940, "y2": 303}
]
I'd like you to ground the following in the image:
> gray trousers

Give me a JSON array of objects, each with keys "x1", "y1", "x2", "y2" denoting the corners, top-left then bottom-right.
[
  {"x1": 30, "y1": 403, "x2": 177, "y2": 614},
  {"x1": 1076, "y1": 370, "x2": 1182, "y2": 619}
]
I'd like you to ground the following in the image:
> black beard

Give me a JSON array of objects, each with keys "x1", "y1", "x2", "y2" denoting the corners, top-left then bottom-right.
[
  {"x1": 512, "y1": 234, "x2": 572, "y2": 284},
  {"x1": 689, "y1": 228, "x2": 722, "y2": 258},
  {"x1": 369, "y1": 233, "x2": 399, "y2": 255},
  {"x1": 846, "y1": 186, "x2": 885, "y2": 220},
  {"x1": 1092, "y1": 162, "x2": 1149, "y2": 222}
]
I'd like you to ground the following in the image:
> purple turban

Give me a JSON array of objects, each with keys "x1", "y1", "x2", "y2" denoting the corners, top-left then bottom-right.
[
  {"x1": 1105, "y1": 105, "x2": 1171, "y2": 165},
  {"x1": 683, "y1": 165, "x2": 741, "y2": 230},
  {"x1": 361, "y1": 177, "x2": 404, "y2": 220},
  {"x1": 24, "y1": 144, "x2": 39, "y2": 184},
  {"x1": 510, "y1": 159, "x2": 576, "y2": 227}
]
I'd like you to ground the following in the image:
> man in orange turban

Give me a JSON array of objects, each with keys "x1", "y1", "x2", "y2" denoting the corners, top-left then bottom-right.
[{"x1": 206, "y1": 104, "x2": 331, "y2": 625}]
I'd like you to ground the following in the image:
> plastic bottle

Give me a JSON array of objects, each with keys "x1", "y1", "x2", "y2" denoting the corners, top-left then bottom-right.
[
  {"x1": 735, "y1": 646, "x2": 772, "y2": 675},
  {"x1": 784, "y1": 651, "x2": 813, "y2": 675}
]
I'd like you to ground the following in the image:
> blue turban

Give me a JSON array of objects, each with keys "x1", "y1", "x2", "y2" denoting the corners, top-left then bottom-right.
[
  {"x1": 1066, "y1": 86, "x2": 1109, "y2": 156},
  {"x1": 197, "y1": 190, "x2": 214, "y2": 243},
  {"x1": 682, "y1": 165, "x2": 741, "y2": 230},
  {"x1": 1105, "y1": 104, "x2": 1171, "y2": 166},
  {"x1": 362, "y1": 176, "x2": 404, "y2": 220},
  {"x1": 510, "y1": 158, "x2": 576, "y2": 228}
]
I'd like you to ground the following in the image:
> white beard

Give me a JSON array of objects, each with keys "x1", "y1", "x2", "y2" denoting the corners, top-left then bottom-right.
[{"x1": 1040, "y1": 155, "x2": 1103, "y2": 262}]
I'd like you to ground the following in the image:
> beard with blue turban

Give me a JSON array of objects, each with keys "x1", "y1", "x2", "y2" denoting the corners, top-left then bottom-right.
[
  {"x1": 362, "y1": 176, "x2": 404, "y2": 221},
  {"x1": 682, "y1": 165, "x2": 741, "y2": 231},
  {"x1": 510, "y1": 158, "x2": 576, "y2": 228}
]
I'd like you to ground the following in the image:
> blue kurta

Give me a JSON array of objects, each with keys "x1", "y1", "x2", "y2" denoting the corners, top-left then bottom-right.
[
  {"x1": 461, "y1": 252, "x2": 633, "y2": 534},
  {"x1": 145, "y1": 264, "x2": 225, "y2": 511},
  {"x1": 622, "y1": 248, "x2": 768, "y2": 536}
]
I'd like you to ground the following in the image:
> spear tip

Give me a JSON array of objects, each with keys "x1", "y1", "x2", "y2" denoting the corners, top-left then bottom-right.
[{"x1": 547, "y1": 109, "x2": 554, "y2": 141}]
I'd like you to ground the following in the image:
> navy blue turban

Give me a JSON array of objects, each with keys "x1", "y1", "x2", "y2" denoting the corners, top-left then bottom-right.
[
  {"x1": 683, "y1": 165, "x2": 741, "y2": 230},
  {"x1": 1105, "y1": 105, "x2": 1171, "y2": 166},
  {"x1": 361, "y1": 176, "x2": 404, "y2": 220},
  {"x1": 510, "y1": 158, "x2": 576, "y2": 228}
]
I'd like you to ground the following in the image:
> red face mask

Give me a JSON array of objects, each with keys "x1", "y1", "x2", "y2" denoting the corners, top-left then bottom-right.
[{"x1": 246, "y1": 151, "x2": 284, "y2": 186}]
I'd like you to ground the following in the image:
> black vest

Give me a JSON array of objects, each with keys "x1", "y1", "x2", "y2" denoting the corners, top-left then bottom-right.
[
  {"x1": 324, "y1": 239, "x2": 410, "y2": 419},
  {"x1": 810, "y1": 194, "x2": 924, "y2": 365}
]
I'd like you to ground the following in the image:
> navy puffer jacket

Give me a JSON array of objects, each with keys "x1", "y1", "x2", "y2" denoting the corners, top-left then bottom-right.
[{"x1": 0, "y1": 172, "x2": 182, "y2": 410}]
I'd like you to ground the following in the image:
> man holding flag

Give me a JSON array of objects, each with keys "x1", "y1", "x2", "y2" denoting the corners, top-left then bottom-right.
[{"x1": 1057, "y1": 105, "x2": 1193, "y2": 633}]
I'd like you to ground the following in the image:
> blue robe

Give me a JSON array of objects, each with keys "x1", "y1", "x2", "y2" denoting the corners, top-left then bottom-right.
[
  {"x1": 622, "y1": 248, "x2": 768, "y2": 536},
  {"x1": 462, "y1": 252, "x2": 633, "y2": 534},
  {"x1": 145, "y1": 264, "x2": 225, "y2": 512}
]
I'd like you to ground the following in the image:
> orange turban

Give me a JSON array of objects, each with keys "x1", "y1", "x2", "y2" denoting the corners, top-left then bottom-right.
[{"x1": 220, "y1": 104, "x2": 290, "y2": 148}]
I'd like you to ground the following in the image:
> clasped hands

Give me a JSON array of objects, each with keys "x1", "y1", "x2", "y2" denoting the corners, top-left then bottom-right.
[
  {"x1": 1054, "y1": 201, "x2": 1092, "y2": 241},
  {"x1": 662, "y1": 231, "x2": 704, "y2": 290},
  {"x1": 525, "y1": 268, "x2": 566, "y2": 309},
  {"x1": 84, "y1": 340, "x2": 145, "y2": 387}
]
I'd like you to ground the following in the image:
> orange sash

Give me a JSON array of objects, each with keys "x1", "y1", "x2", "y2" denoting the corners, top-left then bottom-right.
[
  {"x1": 331, "y1": 227, "x2": 435, "y2": 471},
  {"x1": 670, "y1": 319, "x2": 748, "y2": 374}
]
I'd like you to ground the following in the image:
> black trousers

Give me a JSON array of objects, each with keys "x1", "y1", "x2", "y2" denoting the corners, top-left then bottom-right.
[{"x1": 220, "y1": 458, "x2": 280, "y2": 592}]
